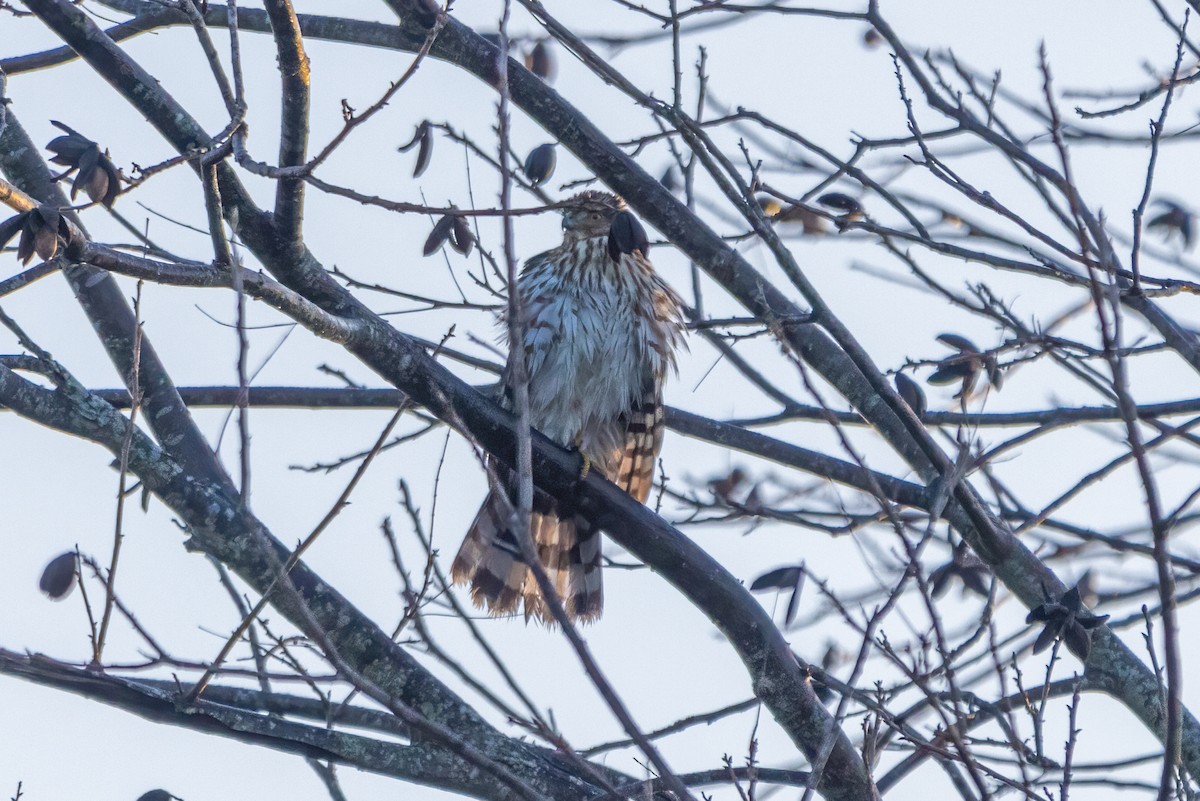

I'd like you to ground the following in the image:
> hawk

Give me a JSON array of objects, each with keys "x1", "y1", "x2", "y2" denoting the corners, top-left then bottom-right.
[{"x1": 451, "y1": 191, "x2": 685, "y2": 623}]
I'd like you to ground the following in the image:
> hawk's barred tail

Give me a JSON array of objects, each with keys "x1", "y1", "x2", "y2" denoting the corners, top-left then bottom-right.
[
  {"x1": 613, "y1": 386, "x2": 665, "y2": 504},
  {"x1": 450, "y1": 492, "x2": 603, "y2": 624}
]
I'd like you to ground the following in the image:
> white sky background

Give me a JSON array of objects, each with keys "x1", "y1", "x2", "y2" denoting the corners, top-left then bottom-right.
[{"x1": 2, "y1": 2, "x2": 1200, "y2": 799}]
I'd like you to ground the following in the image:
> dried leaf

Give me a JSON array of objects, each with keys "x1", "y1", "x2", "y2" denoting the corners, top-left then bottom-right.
[
  {"x1": 1063, "y1": 621, "x2": 1091, "y2": 660},
  {"x1": 1061, "y1": 585, "x2": 1082, "y2": 613},
  {"x1": 449, "y1": 215, "x2": 475, "y2": 256},
  {"x1": 397, "y1": 122, "x2": 427, "y2": 153},
  {"x1": 936, "y1": 333, "x2": 979, "y2": 353},
  {"x1": 660, "y1": 166, "x2": 680, "y2": 192},
  {"x1": 39, "y1": 551, "x2": 77, "y2": 600},
  {"x1": 423, "y1": 214, "x2": 456, "y2": 256},
  {"x1": 0, "y1": 212, "x2": 25, "y2": 251},
  {"x1": 72, "y1": 145, "x2": 102, "y2": 199},
  {"x1": 85, "y1": 162, "x2": 113, "y2": 206},
  {"x1": 894, "y1": 373, "x2": 926, "y2": 417},
  {"x1": 959, "y1": 567, "x2": 990, "y2": 597},
  {"x1": 750, "y1": 565, "x2": 803, "y2": 592},
  {"x1": 821, "y1": 643, "x2": 842, "y2": 670},
  {"x1": 986, "y1": 355, "x2": 1004, "y2": 390},
  {"x1": 45, "y1": 123, "x2": 121, "y2": 207},
  {"x1": 757, "y1": 195, "x2": 784, "y2": 217},
  {"x1": 32, "y1": 221, "x2": 60, "y2": 261},
  {"x1": 772, "y1": 204, "x2": 828, "y2": 234},
  {"x1": 1148, "y1": 199, "x2": 1194, "y2": 249},
  {"x1": 34, "y1": 205, "x2": 60, "y2": 230},
  {"x1": 817, "y1": 192, "x2": 862, "y2": 215},
  {"x1": 742, "y1": 484, "x2": 763, "y2": 513},
  {"x1": 708, "y1": 467, "x2": 745, "y2": 500},
  {"x1": 1032, "y1": 621, "x2": 1061, "y2": 655},
  {"x1": 523, "y1": 143, "x2": 556, "y2": 187},
  {"x1": 16, "y1": 222, "x2": 36, "y2": 264},
  {"x1": 784, "y1": 572, "x2": 805, "y2": 625},
  {"x1": 957, "y1": 370, "x2": 980, "y2": 400},
  {"x1": 1025, "y1": 603, "x2": 1052, "y2": 624},
  {"x1": 929, "y1": 563, "x2": 954, "y2": 599},
  {"x1": 926, "y1": 363, "x2": 976, "y2": 385},
  {"x1": 136, "y1": 791, "x2": 181, "y2": 801},
  {"x1": 413, "y1": 126, "x2": 433, "y2": 177},
  {"x1": 398, "y1": 122, "x2": 434, "y2": 178},
  {"x1": 811, "y1": 675, "x2": 834, "y2": 704},
  {"x1": 527, "y1": 40, "x2": 556, "y2": 82},
  {"x1": 47, "y1": 120, "x2": 93, "y2": 163}
]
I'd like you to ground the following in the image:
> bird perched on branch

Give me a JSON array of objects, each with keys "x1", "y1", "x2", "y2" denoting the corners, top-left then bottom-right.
[{"x1": 451, "y1": 191, "x2": 685, "y2": 623}]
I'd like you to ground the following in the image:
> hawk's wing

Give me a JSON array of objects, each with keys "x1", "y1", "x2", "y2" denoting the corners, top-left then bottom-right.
[
  {"x1": 500, "y1": 251, "x2": 561, "y2": 398},
  {"x1": 610, "y1": 258, "x2": 683, "y2": 504},
  {"x1": 610, "y1": 363, "x2": 664, "y2": 504}
]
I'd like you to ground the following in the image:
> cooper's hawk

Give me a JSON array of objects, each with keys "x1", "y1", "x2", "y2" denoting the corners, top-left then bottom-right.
[{"x1": 451, "y1": 191, "x2": 685, "y2": 623}]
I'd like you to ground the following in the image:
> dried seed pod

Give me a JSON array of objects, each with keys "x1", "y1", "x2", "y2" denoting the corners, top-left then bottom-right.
[
  {"x1": 863, "y1": 28, "x2": 883, "y2": 48},
  {"x1": 137, "y1": 791, "x2": 183, "y2": 801},
  {"x1": 782, "y1": 569, "x2": 805, "y2": 625},
  {"x1": 925, "y1": 362, "x2": 975, "y2": 385},
  {"x1": 707, "y1": 467, "x2": 746, "y2": 501},
  {"x1": 46, "y1": 121, "x2": 122, "y2": 207},
  {"x1": 398, "y1": 121, "x2": 434, "y2": 178},
  {"x1": 1031, "y1": 618, "x2": 1064, "y2": 654},
  {"x1": 941, "y1": 211, "x2": 965, "y2": 229},
  {"x1": 764, "y1": 199, "x2": 828, "y2": 235},
  {"x1": 660, "y1": 165, "x2": 680, "y2": 192},
  {"x1": 1064, "y1": 621, "x2": 1092, "y2": 659},
  {"x1": 749, "y1": 563, "x2": 805, "y2": 626},
  {"x1": 757, "y1": 195, "x2": 784, "y2": 217},
  {"x1": 893, "y1": 373, "x2": 926, "y2": 417},
  {"x1": 526, "y1": 40, "x2": 556, "y2": 82},
  {"x1": 742, "y1": 484, "x2": 763, "y2": 513},
  {"x1": 423, "y1": 214, "x2": 457, "y2": 256},
  {"x1": 929, "y1": 562, "x2": 955, "y2": 600},
  {"x1": 32, "y1": 219, "x2": 59, "y2": 262},
  {"x1": 929, "y1": 333, "x2": 1004, "y2": 399},
  {"x1": 985, "y1": 354, "x2": 1004, "y2": 390},
  {"x1": 0, "y1": 206, "x2": 78, "y2": 265},
  {"x1": 523, "y1": 143, "x2": 557, "y2": 187},
  {"x1": 936, "y1": 333, "x2": 979, "y2": 353},
  {"x1": 817, "y1": 192, "x2": 863, "y2": 216},
  {"x1": 1147, "y1": 198, "x2": 1194, "y2": 249},
  {"x1": 449, "y1": 215, "x2": 475, "y2": 256},
  {"x1": 1025, "y1": 583, "x2": 1108, "y2": 659},
  {"x1": 46, "y1": 120, "x2": 93, "y2": 164},
  {"x1": 750, "y1": 565, "x2": 804, "y2": 592},
  {"x1": 930, "y1": 543, "x2": 989, "y2": 599},
  {"x1": 0, "y1": 214, "x2": 23, "y2": 257},
  {"x1": 607, "y1": 209, "x2": 649, "y2": 262},
  {"x1": 958, "y1": 564, "x2": 990, "y2": 597},
  {"x1": 39, "y1": 551, "x2": 77, "y2": 600}
]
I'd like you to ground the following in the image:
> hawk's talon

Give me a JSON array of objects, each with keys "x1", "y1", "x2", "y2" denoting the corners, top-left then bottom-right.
[{"x1": 573, "y1": 431, "x2": 591, "y2": 480}]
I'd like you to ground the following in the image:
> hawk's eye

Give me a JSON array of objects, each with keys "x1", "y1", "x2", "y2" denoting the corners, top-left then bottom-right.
[{"x1": 590, "y1": 212, "x2": 601, "y2": 221}]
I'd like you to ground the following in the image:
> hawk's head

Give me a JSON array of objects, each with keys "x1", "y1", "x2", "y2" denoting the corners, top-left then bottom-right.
[{"x1": 561, "y1": 191, "x2": 626, "y2": 239}]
